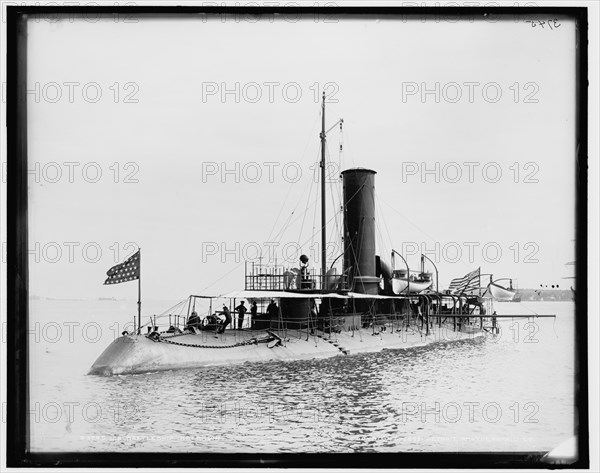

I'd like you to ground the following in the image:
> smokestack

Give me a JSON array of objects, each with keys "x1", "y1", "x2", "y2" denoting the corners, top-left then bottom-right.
[{"x1": 342, "y1": 168, "x2": 380, "y2": 294}]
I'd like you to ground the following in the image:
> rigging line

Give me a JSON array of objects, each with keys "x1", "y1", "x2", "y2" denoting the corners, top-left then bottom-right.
[
  {"x1": 312, "y1": 140, "x2": 334, "y2": 259},
  {"x1": 373, "y1": 200, "x2": 385, "y2": 256},
  {"x1": 379, "y1": 192, "x2": 480, "y2": 268},
  {"x1": 270, "y1": 212, "x2": 297, "y2": 248},
  {"x1": 311, "y1": 175, "x2": 318, "y2": 248},
  {"x1": 311, "y1": 141, "x2": 323, "y2": 249},
  {"x1": 264, "y1": 181, "x2": 299, "y2": 247},
  {"x1": 379, "y1": 195, "x2": 439, "y2": 242},
  {"x1": 268, "y1": 176, "x2": 314, "y2": 247},
  {"x1": 196, "y1": 258, "x2": 247, "y2": 295},
  {"x1": 332, "y1": 171, "x2": 344, "y2": 252},
  {"x1": 264, "y1": 110, "x2": 321, "y2": 246},
  {"x1": 270, "y1": 196, "x2": 321, "y2": 249},
  {"x1": 353, "y1": 215, "x2": 365, "y2": 281},
  {"x1": 327, "y1": 150, "x2": 340, "y2": 241},
  {"x1": 328, "y1": 173, "x2": 342, "y2": 249},
  {"x1": 298, "y1": 164, "x2": 316, "y2": 248},
  {"x1": 345, "y1": 227, "x2": 364, "y2": 289},
  {"x1": 153, "y1": 298, "x2": 190, "y2": 319},
  {"x1": 511, "y1": 300, "x2": 541, "y2": 316},
  {"x1": 327, "y1": 213, "x2": 341, "y2": 256},
  {"x1": 321, "y1": 144, "x2": 334, "y2": 244},
  {"x1": 375, "y1": 190, "x2": 395, "y2": 254},
  {"x1": 271, "y1": 184, "x2": 317, "y2": 245},
  {"x1": 552, "y1": 316, "x2": 558, "y2": 339},
  {"x1": 373, "y1": 200, "x2": 393, "y2": 279},
  {"x1": 342, "y1": 123, "x2": 356, "y2": 168},
  {"x1": 296, "y1": 207, "x2": 344, "y2": 253},
  {"x1": 338, "y1": 118, "x2": 344, "y2": 179},
  {"x1": 339, "y1": 183, "x2": 368, "y2": 274},
  {"x1": 380, "y1": 196, "x2": 474, "y2": 274},
  {"x1": 271, "y1": 146, "x2": 323, "y2": 249},
  {"x1": 298, "y1": 182, "x2": 366, "y2": 262},
  {"x1": 340, "y1": 185, "x2": 367, "y2": 286},
  {"x1": 378, "y1": 218, "x2": 390, "y2": 262},
  {"x1": 374, "y1": 216, "x2": 388, "y2": 265},
  {"x1": 273, "y1": 193, "x2": 319, "y2": 242}
]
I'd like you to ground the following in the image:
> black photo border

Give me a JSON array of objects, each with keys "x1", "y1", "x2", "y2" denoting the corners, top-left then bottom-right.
[{"x1": 6, "y1": 4, "x2": 589, "y2": 468}]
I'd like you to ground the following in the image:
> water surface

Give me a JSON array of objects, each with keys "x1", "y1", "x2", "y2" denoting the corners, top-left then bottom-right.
[{"x1": 29, "y1": 300, "x2": 575, "y2": 453}]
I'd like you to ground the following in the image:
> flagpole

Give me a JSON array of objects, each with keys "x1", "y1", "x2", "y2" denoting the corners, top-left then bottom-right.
[{"x1": 138, "y1": 248, "x2": 141, "y2": 334}]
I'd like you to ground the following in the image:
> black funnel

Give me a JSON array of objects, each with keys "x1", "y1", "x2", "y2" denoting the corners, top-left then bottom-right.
[{"x1": 342, "y1": 168, "x2": 380, "y2": 294}]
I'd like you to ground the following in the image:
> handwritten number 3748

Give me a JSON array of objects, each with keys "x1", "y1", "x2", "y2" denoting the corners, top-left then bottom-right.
[{"x1": 526, "y1": 19, "x2": 561, "y2": 29}]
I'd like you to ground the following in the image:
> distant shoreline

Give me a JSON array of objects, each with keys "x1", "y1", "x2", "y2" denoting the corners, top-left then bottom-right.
[
  {"x1": 29, "y1": 289, "x2": 575, "y2": 303},
  {"x1": 512, "y1": 289, "x2": 574, "y2": 302}
]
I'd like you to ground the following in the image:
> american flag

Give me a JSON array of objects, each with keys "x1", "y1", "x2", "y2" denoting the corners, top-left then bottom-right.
[
  {"x1": 103, "y1": 250, "x2": 140, "y2": 285},
  {"x1": 448, "y1": 268, "x2": 480, "y2": 295}
]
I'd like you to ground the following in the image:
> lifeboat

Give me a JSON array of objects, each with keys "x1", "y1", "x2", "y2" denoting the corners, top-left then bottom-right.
[{"x1": 391, "y1": 269, "x2": 433, "y2": 294}]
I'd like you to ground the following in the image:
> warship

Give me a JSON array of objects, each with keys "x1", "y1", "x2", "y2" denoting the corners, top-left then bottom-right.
[{"x1": 89, "y1": 95, "x2": 537, "y2": 376}]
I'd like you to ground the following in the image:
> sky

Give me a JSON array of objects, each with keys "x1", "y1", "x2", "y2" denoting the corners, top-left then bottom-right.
[{"x1": 23, "y1": 12, "x2": 578, "y2": 303}]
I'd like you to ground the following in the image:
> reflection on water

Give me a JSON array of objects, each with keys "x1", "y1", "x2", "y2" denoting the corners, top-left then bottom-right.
[{"x1": 29, "y1": 300, "x2": 575, "y2": 453}]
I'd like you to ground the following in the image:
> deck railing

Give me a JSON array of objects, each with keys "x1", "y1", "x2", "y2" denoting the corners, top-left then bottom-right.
[{"x1": 244, "y1": 263, "x2": 349, "y2": 292}]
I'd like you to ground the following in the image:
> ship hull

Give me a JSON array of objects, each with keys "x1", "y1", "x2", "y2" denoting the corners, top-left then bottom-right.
[{"x1": 88, "y1": 326, "x2": 484, "y2": 376}]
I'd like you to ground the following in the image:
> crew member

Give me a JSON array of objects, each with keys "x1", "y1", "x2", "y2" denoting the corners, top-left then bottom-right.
[
  {"x1": 219, "y1": 304, "x2": 232, "y2": 333},
  {"x1": 250, "y1": 301, "x2": 258, "y2": 327},
  {"x1": 186, "y1": 311, "x2": 201, "y2": 331},
  {"x1": 235, "y1": 300, "x2": 247, "y2": 330},
  {"x1": 266, "y1": 299, "x2": 278, "y2": 319}
]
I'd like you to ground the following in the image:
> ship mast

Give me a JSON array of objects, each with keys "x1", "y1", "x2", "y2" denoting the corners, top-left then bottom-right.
[{"x1": 320, "y1": 92, "x2": 327, "y2": 288}]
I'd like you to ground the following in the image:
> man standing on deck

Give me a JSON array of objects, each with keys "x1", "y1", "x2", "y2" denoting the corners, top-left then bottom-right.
[
  {"x1": 235, "y1": 300, "x2": 247, "y2": 330},
  {"x1": 250, "y1": 301, "x2": 258, "y2": 328},
  {"x1": 219, "y1": 304, "x2": 232, "y2": 333},
  {"x1": 266, "y1": 299, "x2": 278, "y2": 320}
]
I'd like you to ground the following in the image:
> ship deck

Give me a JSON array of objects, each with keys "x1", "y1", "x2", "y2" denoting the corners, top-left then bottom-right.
[
  {"x1": 155, "y1": 323, "x2": 484, "y2": 352},
  {"x1": 157, "y1": 329, "x2": 273, "y2": 348}
]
